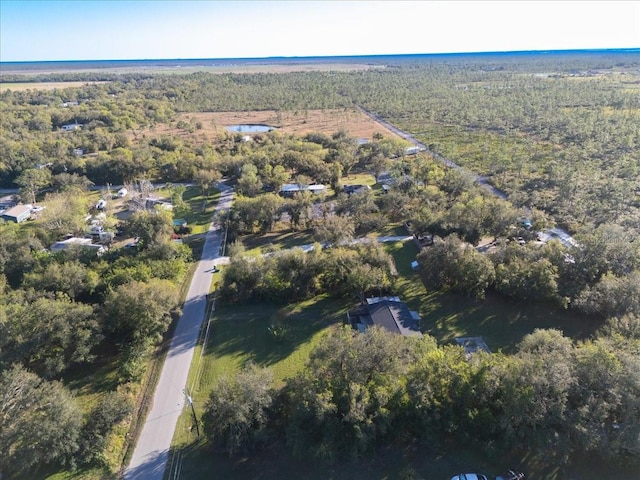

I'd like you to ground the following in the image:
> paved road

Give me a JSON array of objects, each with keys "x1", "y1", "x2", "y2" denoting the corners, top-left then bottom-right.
[
  {"x1": 359, "y1": 107, "x2": 580, "y2": 245},
  {"x1": 124, "y1": 182, "x2": 233, "y2": 480},
  {"x1": 359, "y1": 107, "x2": 508, "y2": 199}
]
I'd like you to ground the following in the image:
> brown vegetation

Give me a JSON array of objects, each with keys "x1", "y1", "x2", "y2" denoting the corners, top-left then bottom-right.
[{"x1": 132, "y1": 108, "x2": 403, "y2": 144}]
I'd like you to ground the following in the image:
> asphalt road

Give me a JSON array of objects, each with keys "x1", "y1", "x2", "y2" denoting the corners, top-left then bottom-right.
[
  {"x1": 124, "y1": 182, "x2": 234, "y2": 480},
  {"x1": 359, "y1": 107, "x2": 508, "y2": 200},
  {"x1": 359, "y1": 108, "x2": 579, "y2": 245}
]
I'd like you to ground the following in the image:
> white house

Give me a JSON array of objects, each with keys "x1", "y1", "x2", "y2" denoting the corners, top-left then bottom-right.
[
  {"x1": 50, "y1": 237, "x2": 105, "y2": 254},
  {"x1": 280, "y1": 184, "x2": 327, "y2": 198}
]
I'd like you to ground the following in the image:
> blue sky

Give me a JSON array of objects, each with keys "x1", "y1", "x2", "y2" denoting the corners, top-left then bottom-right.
[{"x1": 1, "y1": 1, "x2": 638, "y2": 62}]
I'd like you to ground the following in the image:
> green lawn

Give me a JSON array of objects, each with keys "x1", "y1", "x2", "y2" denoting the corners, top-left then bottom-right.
[
  {"x1": 182, "y1": 187, "x2": 221, "y2": 235},
  {"x1": 171, "y1": 295, "x2": 351, "y2": 451},
  {"x1": 240, "y1": 229, "x2": 316, "y2": 255},
  {"x1": 167, "y1": 239, "x2": 609, "y2": 480},
  {"x1": 383, "y1": 240, "x2": 602, "y2": 353}
]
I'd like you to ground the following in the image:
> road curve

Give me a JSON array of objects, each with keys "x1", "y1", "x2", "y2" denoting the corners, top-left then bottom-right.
[{"x1": 124, "y1": 182, "x2": 234, "y2": 480}]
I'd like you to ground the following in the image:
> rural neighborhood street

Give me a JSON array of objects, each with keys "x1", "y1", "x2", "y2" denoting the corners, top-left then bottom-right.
[
  {"x1": 124, "y1": 183, "x2": 233, "y2": 480},
  {"x1": 359, "y1": 108, "x2": 578, "y2": 246}
]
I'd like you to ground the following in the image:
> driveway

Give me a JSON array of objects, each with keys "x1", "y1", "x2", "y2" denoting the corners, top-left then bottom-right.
[{"x1": 124, "y1": 182, "x2": 233, "y2": 480}]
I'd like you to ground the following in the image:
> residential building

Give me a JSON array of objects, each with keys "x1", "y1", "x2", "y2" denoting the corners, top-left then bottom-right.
[{"x1": 1, "y1": 204, "x2": 32, "y2": 223}]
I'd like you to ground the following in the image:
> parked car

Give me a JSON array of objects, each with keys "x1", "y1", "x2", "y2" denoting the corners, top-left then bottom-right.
[{"x1": 451, "y1": 475, "x2": 488, "y2": 480}]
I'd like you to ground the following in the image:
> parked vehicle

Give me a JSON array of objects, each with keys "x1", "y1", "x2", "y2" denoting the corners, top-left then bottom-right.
[{"x1": 451, "y1": 475, "x2": 488, "y2": 480}]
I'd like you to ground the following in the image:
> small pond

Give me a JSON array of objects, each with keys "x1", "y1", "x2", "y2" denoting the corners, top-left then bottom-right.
[{"x1": 225, "y1": 124, "x2": 275, "y2": 133}]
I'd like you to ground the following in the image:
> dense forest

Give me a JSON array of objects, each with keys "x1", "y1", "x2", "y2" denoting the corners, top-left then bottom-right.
[{"x1": 1, "y1": 51, "x2": 639, "y2": 477}]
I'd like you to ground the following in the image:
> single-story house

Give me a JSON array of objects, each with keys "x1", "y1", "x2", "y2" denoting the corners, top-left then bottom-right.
[
  {"x1": 348, "y1": 296, "x2": 422, "y2": 337},
  {"x1": 50, "y1": 237, "x2": 105, "y2": 254},
  {"x1": 280, "y1": 184, "x2": 327, "y2": 198},
  {"x1": 1, "y1": 204, "x2": 33, "y2": 223}
]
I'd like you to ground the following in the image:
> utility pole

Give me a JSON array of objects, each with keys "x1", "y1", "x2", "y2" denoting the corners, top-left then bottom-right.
[{"x1": 183, "y1": 388, "x2": 200, "y2": 438}]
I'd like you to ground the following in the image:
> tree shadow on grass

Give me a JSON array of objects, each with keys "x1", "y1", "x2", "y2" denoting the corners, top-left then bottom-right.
[
  {"x1": 207, "y1": 296, "x2": 350, "y2": 368},
  {"x1": 423, "y1": 290, "x2": 602, "y2": 354}
]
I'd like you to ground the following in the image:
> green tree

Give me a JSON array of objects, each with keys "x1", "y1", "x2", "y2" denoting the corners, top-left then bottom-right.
[
  {"x1": 285, "y1": 326, "x2": 432, "y2": 461},
  {"x1": 41, "y1": 188, "x2": 92, "y2": 236},
  {"x1": 287, "y1": 190, "x2": 314, "y2": 230},
  {"x1": 103, "y1": 278, "x2": 179, "y2": 351},
  {"x1": 1, "y1": 292, "x2": 100, "y2": 378},
  {"x1": 405, "y1": 345, "x2": 474, "y2": 443},
  {"x1": 125, "y1": 208, "x2": 174, "y2": 251},
  {"x1": 78, "y1": 391, "x2": 133, "y2": 466},
  {"x1": 417, "y1": 235, "x2": 495, "y2": 299},
  {"x1": 202, "y1": 364, "x2": 274, "y2": 455},
  {"x1": 237, "y1": 163, "x2": 263, "y2": 197},
  {"x1": 313, "y1": 214, "x2": 355, "y2": 246},
  {"x1": 501, "y1": 329, "x2": 576, "y2": 458},
  {"x1": 194, "y1": 168, "x2": 221, "y2": 198},
  {"x1": 0, "y1": 365, "x2": 82, "y2": 478},
  {"x1": 22, "y1": 259, "x2": 99, "y2": 300},
  {"x1": 15, "y1": 168, "x2": 52, "y2": 205}
]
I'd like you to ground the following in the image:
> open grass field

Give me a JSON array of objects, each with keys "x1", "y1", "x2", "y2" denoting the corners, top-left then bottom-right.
[
  {"x1": 132, "y1": 108, "x2": 404, "y2": 145},
  {"x1": 171, "y1": 295, "x2": 351, "y2": 449}
]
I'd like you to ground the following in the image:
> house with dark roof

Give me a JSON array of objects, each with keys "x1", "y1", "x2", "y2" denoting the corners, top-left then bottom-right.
[{"x1": 348, "y1": 296, "x2": 422, "y2": 337}]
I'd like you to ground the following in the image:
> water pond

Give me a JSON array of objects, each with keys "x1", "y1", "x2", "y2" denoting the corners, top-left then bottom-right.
[{"x1": 225, "y1": 124, "x2": 275, "y2": 133}]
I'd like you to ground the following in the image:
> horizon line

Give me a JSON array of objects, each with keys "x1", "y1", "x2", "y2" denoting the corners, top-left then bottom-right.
[{"x1": 2, "y1": 47, "x2": 639, "y2": 65}]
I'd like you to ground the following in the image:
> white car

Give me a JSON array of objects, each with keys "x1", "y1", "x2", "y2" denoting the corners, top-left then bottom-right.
[{"x1": 451, "y1": 475, "x2": 488, "y2": 480}]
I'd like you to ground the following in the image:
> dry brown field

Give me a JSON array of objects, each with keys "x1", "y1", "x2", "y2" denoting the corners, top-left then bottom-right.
[
  {"x1": 132, "y1": 108, "x2": 403, "y2": 144},
  {"x1": 0, "y1": 63, "x2": 381, "y2": 77},
  {"x1": 0, "y1": 81, "x2": 105, "y2": 92}
]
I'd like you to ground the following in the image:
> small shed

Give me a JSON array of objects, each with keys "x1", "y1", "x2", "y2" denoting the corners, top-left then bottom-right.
[{"x1": 1, "y1": 204, "x2": 32, "y2": 223}]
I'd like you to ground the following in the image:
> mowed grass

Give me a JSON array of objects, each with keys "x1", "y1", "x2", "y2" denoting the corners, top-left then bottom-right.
[
  {"x1": 171, "y1": 295, "x2": 351, "y2": 450},
  {"x1": 384, "y1": 240, "x2": 602, "y2": 353},
  {"x1": 168, "y1": 239, "x2": 609, "y2": 480}
]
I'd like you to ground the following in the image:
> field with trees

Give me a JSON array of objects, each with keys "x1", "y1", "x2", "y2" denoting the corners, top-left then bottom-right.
[{"x1": 1, "y1": 51, "x2": 638, "y2": 479}]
